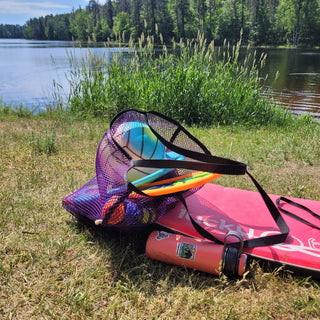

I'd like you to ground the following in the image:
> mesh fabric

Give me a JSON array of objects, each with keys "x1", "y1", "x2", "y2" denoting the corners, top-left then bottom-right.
[{"x1": 63, "y1": 110, "x2": 210, "y2": 230}]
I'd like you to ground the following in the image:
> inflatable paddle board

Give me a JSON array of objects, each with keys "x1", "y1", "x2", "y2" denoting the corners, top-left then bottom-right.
[{"x1": 157, "y1": 183, "x2": 320, "y2": 277}]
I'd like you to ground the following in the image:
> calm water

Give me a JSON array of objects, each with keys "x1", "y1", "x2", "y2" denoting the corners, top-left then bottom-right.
[
  {"x1": 1, "y1": 39, "x2": 320, "y2": 119},
  {"x1": 256, "y1": 47, "x2": 320, "y2": 119},
  {"x1": 0, "y1": 39, "x2": 124, "y2": 110}
]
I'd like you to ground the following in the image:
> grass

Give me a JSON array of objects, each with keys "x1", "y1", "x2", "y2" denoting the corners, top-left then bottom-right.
[
  {"x1": 1, "y1": 116, "x2": 320, "y2": 319},
  {"x1": 62, "y1": 32, "x2": 300, "y2": 127}
]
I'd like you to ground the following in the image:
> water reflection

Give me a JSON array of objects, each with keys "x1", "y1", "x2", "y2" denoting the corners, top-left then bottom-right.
[{"x1": 257, "y1": 48, "x2": 320, "y2": 119}]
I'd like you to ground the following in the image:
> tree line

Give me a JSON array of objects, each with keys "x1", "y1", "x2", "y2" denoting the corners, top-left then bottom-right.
[
  {"x1": 1, "y1": 0, "x2": 320, "y2": 46},
  {"x1": 0, "y1": 24, "x2": 24, "y2": 38}
]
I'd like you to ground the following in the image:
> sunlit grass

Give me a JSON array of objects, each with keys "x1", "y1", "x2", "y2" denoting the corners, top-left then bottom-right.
[{"x1": 1, "y1": 117, "x2": 319, "y2": 319}]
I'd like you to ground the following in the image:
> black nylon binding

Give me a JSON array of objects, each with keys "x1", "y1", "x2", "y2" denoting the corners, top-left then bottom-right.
[
  {"x1": 147, "y1": 110, "x2": 212, "y2": 155},
  {"x1": 276, "y1": 197, "x2": 320, "y2": 231},
  {"x1": 146, "y1": 111, "x2": 246, "y2": 171}
]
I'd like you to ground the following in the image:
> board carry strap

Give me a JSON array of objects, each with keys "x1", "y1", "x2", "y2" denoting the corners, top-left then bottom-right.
[
  {"x1": 276, "y1": 197, "x2": 320, "y2": 231},
  {"x1": 132, "y1": 159, "x2": 290, "y2": 248},
  {"x1": 176, "y1": 173, "x2": 290, "y2": 249}
]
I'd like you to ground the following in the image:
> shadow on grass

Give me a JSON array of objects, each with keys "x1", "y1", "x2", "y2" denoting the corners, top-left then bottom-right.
[
  {"x1": 66, "y1": 216, "x2": 320, "y2": 297},
  {"x1": 67, "y1": 218, "x2": 231, "y2": 294}
]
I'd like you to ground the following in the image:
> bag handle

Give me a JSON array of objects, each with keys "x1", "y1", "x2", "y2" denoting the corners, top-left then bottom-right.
[
  {"x1": 145, "y1": 111, "x2": 247, "y2": 174},
  {"x1": 132, "y1": 159, "x2": 246, "y2": 175},
  {"x1": 131, "y1": 159, "x2": 289, "y2": 249},
  {"x1": 111, "y1": 109, "x2": 290, "y2": 248}
]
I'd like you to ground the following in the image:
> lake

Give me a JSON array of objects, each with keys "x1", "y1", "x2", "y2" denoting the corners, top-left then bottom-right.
[
  {"x1": 1, "y1": 39, "x2": 320, "y2": 119},
  {"x1": 255, "y1": 47, "x2": 320, "y2": 119},
  {"x1": 0, "y1": 39, "x2": 122, "y2": 109}
]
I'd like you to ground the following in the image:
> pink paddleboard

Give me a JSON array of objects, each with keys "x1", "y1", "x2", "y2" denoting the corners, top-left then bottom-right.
[{"x1": 157, "y1": 183, "x2": 320, "y2": 276}]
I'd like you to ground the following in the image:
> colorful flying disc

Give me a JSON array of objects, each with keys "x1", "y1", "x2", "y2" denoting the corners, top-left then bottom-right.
[
  {"x1": 140, "y1": 171, "x2": 222, "y2": 196},
  {"x1": 114, "y1": 121, "x2": 185, "y2": 183}
]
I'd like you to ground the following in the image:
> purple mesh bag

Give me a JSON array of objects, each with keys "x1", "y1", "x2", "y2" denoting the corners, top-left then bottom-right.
[
  {"x1": 62, "y1": 109, "x2": 245, "y2": 230},
  {"x1": 63, "y1": 109, "x2": 290, "y2": 251}
]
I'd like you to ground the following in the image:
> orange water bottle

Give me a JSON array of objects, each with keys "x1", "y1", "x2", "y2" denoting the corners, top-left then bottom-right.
[{"x1": 146, "y1": 231, "x2": 247, "y2": 277}]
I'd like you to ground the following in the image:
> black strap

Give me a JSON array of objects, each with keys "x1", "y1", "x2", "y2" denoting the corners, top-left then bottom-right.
[
  {"x1": 131, "y1": 159, "x2": 289, "y2": 246},
  {"x1": 240, "y1": 171, "x2": 290, "y2": 248},
  {"x1": 276, "y1": 197, "x2": 320, "y2": 231},
  {"x1": 132, "y1": 159, "x2": 247, "y2": 175},
  {"x1": 177, "y1": 194, "x2": 224, "y2": 245},
  {"x1": 146, "y1": 111, "x2": 247, "y2": 171},
  {"x1": 128, "y1": 167, "x2": 290, "y2": 248},
  {"x1": 110, "y1": 109, "x2": 290, "y2": 248},
  {"x1": 176, "y1": 172, "x2": 290, "y2": 248}
]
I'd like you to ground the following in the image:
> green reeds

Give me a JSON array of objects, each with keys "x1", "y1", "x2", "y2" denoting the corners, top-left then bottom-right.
[
  {"x1": 0, "y1": 97, "x2": 38, "y2": 118},
  {"x1": 65, "y1": 48, "x2": 109, "y2": 118},
  {"x1": 62, "y1": 32, "x2": 306, "y2": 126}
]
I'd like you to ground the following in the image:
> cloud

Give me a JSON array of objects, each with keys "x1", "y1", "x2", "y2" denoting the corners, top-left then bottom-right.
[{"x1": 0, "y1": 1, "x2": 71, "y2": 16}]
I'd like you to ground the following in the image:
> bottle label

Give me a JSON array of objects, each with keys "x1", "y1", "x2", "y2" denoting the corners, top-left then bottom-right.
[{"x1": 176, "y1": 242, "x2": 197, "y2": 260}]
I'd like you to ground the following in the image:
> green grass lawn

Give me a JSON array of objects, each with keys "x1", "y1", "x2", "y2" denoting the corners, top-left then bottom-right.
[{"x1": 1, "y1": 116, "x2": 320, "y2": 319}]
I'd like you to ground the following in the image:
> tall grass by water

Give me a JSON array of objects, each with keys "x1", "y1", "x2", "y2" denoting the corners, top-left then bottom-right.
[{"x1": 63, "y1": 32, "x2": 298, "y2": 126}]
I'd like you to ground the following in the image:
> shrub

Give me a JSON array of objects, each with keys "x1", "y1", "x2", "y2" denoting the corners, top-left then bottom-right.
[{"x1": 62, "y1": 33, "x2": 298, "y2": 126}]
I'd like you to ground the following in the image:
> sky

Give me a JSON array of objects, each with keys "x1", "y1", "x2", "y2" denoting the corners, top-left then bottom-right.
[{"x1": 0, "y1": 0, "x2": 92, "y2": 25}]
